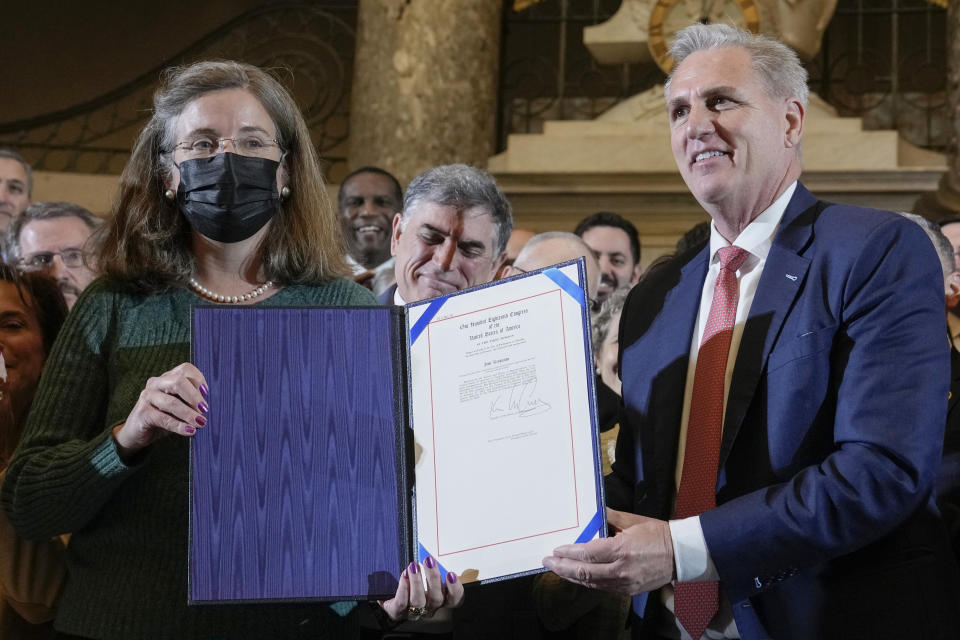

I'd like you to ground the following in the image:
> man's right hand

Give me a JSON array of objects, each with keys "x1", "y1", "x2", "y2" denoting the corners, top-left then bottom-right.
[{"x1": 542, "y1": 508, "x2": 676, "y2": 595}]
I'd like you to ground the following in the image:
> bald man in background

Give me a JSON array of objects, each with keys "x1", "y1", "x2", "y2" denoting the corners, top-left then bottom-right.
[
  {"x1": 502, "y1": 231, "x2": 600, "y2": 303},
  {"x1": 501, "y1": 231, "x2": 628, "y2": 638}
]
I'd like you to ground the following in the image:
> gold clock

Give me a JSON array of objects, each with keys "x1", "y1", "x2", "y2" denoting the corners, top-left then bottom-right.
[{"x1": 648, "y1": 0, "x2": 762, "y2": 73}]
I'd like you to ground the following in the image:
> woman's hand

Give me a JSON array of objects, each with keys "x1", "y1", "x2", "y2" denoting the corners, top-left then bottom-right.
[
  {"x1": 112, "y1": 362, "x2": 209, "y2": 460},
  {"x1": 380, "y1": 557, "x2": 464, "y2": 623}
]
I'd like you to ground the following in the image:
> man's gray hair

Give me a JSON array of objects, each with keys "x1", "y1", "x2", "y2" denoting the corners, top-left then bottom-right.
[
  {"x1": 5, "y1": 201, "x2": 102, "y2": 263},
  {"x1": 665, "y1": 24, "x2": 809, "y2": 108},
  {"x1": 0, "y1": 149, "x2": 33, "y2": 197},
  {"x1": 402, "y1": 164, "x2": 513, "y2": 257},
  {"x1": 898, "y1": 212, "x2": 955, "y2": 280},
  {"x1": 593, "y1": 286, "x2": 631, "y2": 349}
]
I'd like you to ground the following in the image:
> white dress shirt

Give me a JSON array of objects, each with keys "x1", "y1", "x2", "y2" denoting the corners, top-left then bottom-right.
[{"x1": 661, "y1": 182, "x2": 796, "y2": 640}]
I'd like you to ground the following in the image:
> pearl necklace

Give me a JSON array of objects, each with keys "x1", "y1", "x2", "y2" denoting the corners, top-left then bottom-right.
[{"x1": 189, "y1": 278, "x2": 273, "y2": 304}]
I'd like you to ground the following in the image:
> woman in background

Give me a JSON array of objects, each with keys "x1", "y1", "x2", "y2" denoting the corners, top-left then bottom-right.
[
  {"x1": 592, "y1": 286, "x2": 630, "y2": 476},
  {"x1": 0, "y1": 265, "x2": 68, "y2": 639}
]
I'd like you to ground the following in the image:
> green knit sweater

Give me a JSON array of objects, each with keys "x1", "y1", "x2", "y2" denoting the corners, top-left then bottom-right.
[{"x1": 1, "y1": 278, "x2": 377, "y2": 640}]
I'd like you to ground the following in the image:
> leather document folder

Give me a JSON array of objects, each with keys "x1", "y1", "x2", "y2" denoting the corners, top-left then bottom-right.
[{"x1": 189, "y1": 258, "x2": 605, "y2": 604}]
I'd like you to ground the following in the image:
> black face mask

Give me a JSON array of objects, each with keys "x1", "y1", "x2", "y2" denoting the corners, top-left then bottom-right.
[{"x1": 176, "y1": 152, "x2": 280, "y2": 243}]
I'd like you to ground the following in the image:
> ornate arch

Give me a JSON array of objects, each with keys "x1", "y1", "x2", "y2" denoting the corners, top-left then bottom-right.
[{"x1": 0, "y1": 2, "x2": 356, "y2": 177}]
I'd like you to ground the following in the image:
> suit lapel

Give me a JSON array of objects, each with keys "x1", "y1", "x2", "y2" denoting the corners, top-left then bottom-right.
[{"x1": 719, "y1": 184, "x2": 818, "y2": 468}]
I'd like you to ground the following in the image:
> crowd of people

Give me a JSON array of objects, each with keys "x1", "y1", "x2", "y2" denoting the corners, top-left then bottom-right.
[{"x1": 0, "y1": 21, "x2": 957, "y2": 640}]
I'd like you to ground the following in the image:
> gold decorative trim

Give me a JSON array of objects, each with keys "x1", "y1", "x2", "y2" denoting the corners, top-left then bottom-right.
[{"x1": 513, "y1": 0, "x2": 545, "y2": 11}]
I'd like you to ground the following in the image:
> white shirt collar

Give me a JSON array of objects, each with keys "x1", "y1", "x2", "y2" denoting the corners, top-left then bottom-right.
[
  {"x1": 708, "y1": 181, "x2": 797, "y2": 265},
  {"x1": 394, "y1": 287, "x2": 406, "y2": 306}
]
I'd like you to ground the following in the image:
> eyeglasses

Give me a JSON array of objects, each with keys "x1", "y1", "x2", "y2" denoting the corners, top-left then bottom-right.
[
  {"x1": 20, "y1": 248, "x2": 86, "y2": 270},
  {"x1": 172, "y1": 134, "x2": 284, "y2": 160}
]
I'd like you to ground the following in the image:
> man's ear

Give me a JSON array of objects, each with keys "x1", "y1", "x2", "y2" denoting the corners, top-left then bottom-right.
[
  {"x1": 946, "y1": 271, "x2": 960, "y2": 310},
  {"x1": 784, "y1": 98, "x2": 805, "y2": 148},
  {"x1": 498, "y1": 264, "x2": 517, "y2": 280},
  {"x1": 390, "y1": 212, "x2": 404, "y2": 257},
  {"x1": 631, "y1": 262, "x2": 643, "y2": 285},
  {"x1": 490, "y1": 252, "x2": 508, "y2": 281}
]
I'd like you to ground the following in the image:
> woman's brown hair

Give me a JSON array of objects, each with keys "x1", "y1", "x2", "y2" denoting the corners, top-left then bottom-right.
[{"x1": 97, "y1": 60, "x2": 348, "y2": 291}]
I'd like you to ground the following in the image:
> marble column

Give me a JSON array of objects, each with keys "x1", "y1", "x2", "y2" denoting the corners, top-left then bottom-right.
[
  {"x1": 932, "y1": 0, "x2": 960, "y2": 214},
  {"x1": 348, "y1": 0, "x2": 503, "y2": 186}
]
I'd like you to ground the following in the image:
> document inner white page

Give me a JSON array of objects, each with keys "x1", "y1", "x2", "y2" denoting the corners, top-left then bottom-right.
[
  {"x1": 430, "y1": 289, "x2": 577, "y2": 553},
  {"x1": 407, "y1": 262, "x2": 601, "y2": 581}
]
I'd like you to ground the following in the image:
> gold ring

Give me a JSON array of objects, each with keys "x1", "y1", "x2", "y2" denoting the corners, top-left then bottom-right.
[{"x1": 407, "y1": 605, "x2": 427, "y2": 620}]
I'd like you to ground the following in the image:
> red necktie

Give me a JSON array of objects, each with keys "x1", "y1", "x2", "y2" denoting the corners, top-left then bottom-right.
[{"x1": 674, "y1": 245, "x2": 749, "y2": 640}]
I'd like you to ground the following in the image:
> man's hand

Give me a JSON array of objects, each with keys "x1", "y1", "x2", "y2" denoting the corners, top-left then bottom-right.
[
  {"x1": 541, "y1": 508, "x2": 675, "y2": 595},
  {"x1": 352, "y1": 270, "x2": 376, "y2": 291}
]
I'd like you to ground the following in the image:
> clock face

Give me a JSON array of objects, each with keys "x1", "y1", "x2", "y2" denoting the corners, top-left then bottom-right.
[{"x1": 648, "y1": 0, "x2": 761, "y2": 73}]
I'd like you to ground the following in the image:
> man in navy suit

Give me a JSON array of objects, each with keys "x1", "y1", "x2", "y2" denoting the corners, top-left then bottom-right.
[{"x1": 543, "y1": 24, "x2": 958, "y2": 640}]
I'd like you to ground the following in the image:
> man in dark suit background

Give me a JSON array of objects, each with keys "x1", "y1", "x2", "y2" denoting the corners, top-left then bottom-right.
[
  {"x1": 378, "y1": 163, "x2": 512, "y2": 307},
  {"x1": 338, "y1": 166, "x2": 403, "y2": 297},
  {"x1": 371, "y1": 164, "x2": 528, "y2": 638},
  {"x1": 900, "y1": 211, "x2": 960, "y2": 566},
  {"x1": 573, "y1": 211, "x2": 643, "y2": 306},
  {"x1": 544, "y1": 23, "x2": 958, "y2": 640}
]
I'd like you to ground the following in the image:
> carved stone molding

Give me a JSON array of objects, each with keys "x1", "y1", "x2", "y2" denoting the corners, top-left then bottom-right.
[{"x1": 0, "y1": 3, "x2": 355, "y2": 177}]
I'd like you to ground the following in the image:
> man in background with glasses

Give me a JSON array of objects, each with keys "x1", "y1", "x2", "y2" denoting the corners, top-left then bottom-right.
[
  {"x1": 0, "y1": 150, "x2": 31, "y2": 235},
  {"x1": 5, "y1": 202, "x2": 101, "y2": 309}
]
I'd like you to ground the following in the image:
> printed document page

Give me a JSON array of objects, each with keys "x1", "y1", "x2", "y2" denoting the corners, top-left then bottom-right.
[{"x1": 406, "y1": 260, "x2": 603, "y2": 582}]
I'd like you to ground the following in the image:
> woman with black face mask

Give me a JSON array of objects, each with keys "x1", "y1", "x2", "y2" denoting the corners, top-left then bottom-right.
[{"x1": 0, "y1": 61, "x2": 463, "y2": 640}]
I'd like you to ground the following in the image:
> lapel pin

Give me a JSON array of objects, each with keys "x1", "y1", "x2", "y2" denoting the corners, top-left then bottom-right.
[{"x1": 785, "y1": 274, "x2": 798, "y2": 281}]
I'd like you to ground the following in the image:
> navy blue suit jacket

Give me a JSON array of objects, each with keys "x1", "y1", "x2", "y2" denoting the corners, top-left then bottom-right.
[
  {"x1": 608, "y1": 184, "x2": 959, "y2": 639},
  {"x1": 378, "y1": 283, "x2": 398, "y2": 306}
]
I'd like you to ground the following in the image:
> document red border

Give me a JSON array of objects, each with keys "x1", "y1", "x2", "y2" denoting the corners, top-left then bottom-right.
[{"x1": 424, "y1": 289, "x2": 581, "y2": 557}]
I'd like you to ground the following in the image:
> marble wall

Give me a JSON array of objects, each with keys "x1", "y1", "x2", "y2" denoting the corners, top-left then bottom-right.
[{"x1": 348, "y1": 0, "x2": 502, "y2": 186}]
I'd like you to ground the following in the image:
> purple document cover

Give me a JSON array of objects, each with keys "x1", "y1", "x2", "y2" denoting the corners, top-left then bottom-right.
[{"x1": 190, "y1": 306, "x2": 412, "y2": 603}]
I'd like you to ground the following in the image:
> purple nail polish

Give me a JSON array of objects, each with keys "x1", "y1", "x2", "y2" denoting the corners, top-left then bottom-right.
[
  {"x1": 200, "y1": 383, "x2": 209, "y2": 397},
  {"x1": 446, "y1": 572, "x2": 457, "y2": 584},
  {"x1": 198, "y1": 401, "x2": 209, "y2": 414},
  {"x1": 195, "y1": 415, "x2": 207, "y2": 427},
  {"x1": 184, "y1": 425, "x2": 196, "y2": 435},
  {"x1": 424, "y1": 556, "x2": 435, "y2": 569},
  {"x1": 408, "y1": 561, "x2": 418, "y2": 574}
]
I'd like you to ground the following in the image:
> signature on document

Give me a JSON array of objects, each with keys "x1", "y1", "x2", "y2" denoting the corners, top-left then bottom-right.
[{"x1": 489, "y1": 381, "x2": 551, "y2": 419}]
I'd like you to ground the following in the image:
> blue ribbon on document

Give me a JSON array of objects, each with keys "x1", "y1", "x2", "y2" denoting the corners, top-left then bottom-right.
[
  {"x1": 543, "y1": 268, "x2": 586, "y2": 307},
  {"x1": 418, "y1": 542, "x2": 451, "y2": 583},
  {"x1": 409, "y1": 297, "x2": 448, "y2": 345},
  {"x1": 574, "y1": 509, "x2": 604, "y2": 543}
]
